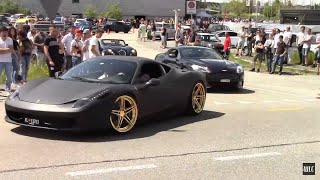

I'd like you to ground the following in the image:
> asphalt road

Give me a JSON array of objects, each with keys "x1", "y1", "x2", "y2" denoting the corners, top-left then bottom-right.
[{"x1": 0, "y1": 31, "x2": 319, "y2": 180}]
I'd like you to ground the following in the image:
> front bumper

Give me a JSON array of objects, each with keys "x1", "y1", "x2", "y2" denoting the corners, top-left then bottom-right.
[
  {"x1": 5, "y1": 98, "x2": 113, "y2": 131},
  {"x1": 205, "y1": 72, "x2": 244, "y2": 88}
]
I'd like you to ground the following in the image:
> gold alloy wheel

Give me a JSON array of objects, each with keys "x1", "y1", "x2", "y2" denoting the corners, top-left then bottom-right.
[
  {"x1": 110, "y1": 95, "x2": 138, "y2": 133},
  {"x1": 192, "y1": 83, "x2": 206, "y2": 113}
]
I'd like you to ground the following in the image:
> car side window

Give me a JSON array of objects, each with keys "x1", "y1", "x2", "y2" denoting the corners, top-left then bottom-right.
[
  {"x1": 218, "y1": 32, "x2": 225, "y2": 37},
  {"x1": 137, "y1": 62, "x2": 165, "y2": 83},
  {"x1": 229, "y1": 32, "x2": 238, "y2": 36},
  {"x1": 167, "y1": 49, "x2": 178, "y2": 57}
]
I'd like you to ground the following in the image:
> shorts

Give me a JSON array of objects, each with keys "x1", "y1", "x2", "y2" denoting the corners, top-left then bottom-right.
[
  {"x1": 302, "y1": 48, "x2": 310, "y2": 56},
  {"x1": 237, "y1": 40, "x2": 245, "y2": 49},
  {"x1": 254, "y1": 53, "x2": 263, "y2": 61}
]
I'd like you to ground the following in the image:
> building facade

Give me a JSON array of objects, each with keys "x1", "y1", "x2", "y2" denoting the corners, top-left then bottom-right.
[{"x1": 21, "y1": 0, "x2": 186, "y2": 19}]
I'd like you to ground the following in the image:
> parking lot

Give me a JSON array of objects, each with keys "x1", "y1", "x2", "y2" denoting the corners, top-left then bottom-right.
[{"x1": 0, "y1": 31, "x2": 319, "y2": 179}]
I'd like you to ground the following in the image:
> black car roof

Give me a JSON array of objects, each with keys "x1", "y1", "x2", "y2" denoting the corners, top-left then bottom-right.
[{"x1": 91, "y1": 56, "x2": 154, "y2": 64}]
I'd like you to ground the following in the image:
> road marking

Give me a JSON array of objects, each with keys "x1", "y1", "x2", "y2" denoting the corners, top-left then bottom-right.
[
  {"x1": 268, "y1": 107, "x2": 304, "y2": 111},
  {"x1": 247, "y1": 86, "x2": 305, "y2": 98},
  {"x1": 214, "y1": 102, "x2": 231, "y2": 105},
  {"x1": 238, "y1": 101, "x2": 255, "y2": 104},
  {"x1": 263, "y1": 100, "x2": 280, "y2": 103},
  {"x1": 214, "y1": 152, "x2": 281, "y2": 161},
  {"x1": 283, "y1": 99, "x2": 298, "y2": 102},
  {"x1": 305, "y1": 99, "x2": 318, "y2": 102},
  {"x1": 66, "y1": 164, "x2": 157, "y2": 176}
]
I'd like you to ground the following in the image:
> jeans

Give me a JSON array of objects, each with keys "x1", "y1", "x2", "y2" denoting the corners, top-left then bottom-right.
[
  {"x1": 272, "y1": 55, "x2": 284, "y2": 73},
  {"x1": 20, "y1": 55, "x2": 31, "y2": 81},
  {"x1": 64, "y1": 55, "x2": 72, "y2": 72},
  {"x1": 247, "y1": 40, "x2": 252, "y2": 55},
  {"x1": 0, "y1": 62, "x2": 13, "y2": 90},
  {"x1": 298, "y1": 45, "x2": 303, "y2": 64},
  {"x1": 11, "y1": 53, "x2": 20, "y2": 84},
  {"x1": 36, "y1": 52, "x2": 45, "y2": 65},
  {"x1": 72, "y1": 56, "x2": 82, "y2": 67}
]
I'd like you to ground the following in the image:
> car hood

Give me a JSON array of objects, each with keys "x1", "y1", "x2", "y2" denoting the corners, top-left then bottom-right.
[
  {"x1": 187, "y1": 59, "x2": 238, "y2": 73},
  {"x1": 101, "y1": 45, "x2": 132, "y2": 51},
  {"x1": 18, "y1": 78, "x2": 112, "y2": 105}
]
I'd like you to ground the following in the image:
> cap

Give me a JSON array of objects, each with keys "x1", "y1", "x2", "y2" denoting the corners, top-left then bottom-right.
[
  {"x1": 75, "y1": 29, "x2": 82, "y2": 34},
  {"x1": 83, "y1": 29, "x2": 90, "y2": 34}
]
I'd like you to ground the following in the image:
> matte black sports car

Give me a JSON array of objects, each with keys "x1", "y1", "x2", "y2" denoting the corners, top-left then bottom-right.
[
  {"x1": 155, "y1": 46, "x2": 244, "y2": 90},
  {"x1": 100, "y1": 39, "x2": 137, "y2": 56},
  {"x1": 5, "y1": 56, "x2": 207, "y2": 132}
]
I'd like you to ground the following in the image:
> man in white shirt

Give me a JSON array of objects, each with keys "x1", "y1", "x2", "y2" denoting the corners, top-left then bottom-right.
[
  {"x1": 296, "y1": 26, "x2": 305, "y2": 65},
  {"x1": 236, "y1": 26, "x2": 246, "y2": 56},
  {"x1": 283, "y1": 26, "x2": 292, "y2": 63},
  {"x1": 62, "y1": 26, "x2": 76, "y2": 71},
  {"x1": 89, "y1": 29, "x2": 103, "y2": 58},
  {"x1": 82, "y1": 29, "x2": 92, "y2": 61},
  {"x1": 0, "y1": 26, "x2": 14, "y2": 93},
  {"x1": 302, "y1": 28, "x2": 313, "y2": 66}
]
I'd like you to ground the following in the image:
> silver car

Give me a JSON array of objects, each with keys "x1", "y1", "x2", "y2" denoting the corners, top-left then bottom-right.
[{"x1": 154, "y1": 22, "x2": 176, "y2": 40}]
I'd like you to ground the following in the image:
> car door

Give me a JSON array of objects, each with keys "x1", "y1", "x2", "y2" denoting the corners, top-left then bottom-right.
[
  {"x1": 134, "y1": 62, "x2": 174, "y2": 117},
  {"x1": 217, "y1": 32, "x2": 226, "y2": 43},
  {"x1": 228, "y1": 32, "x2": 240, "y2": 47},
  {"x1": 162, "y1": 48, "x2": 180, "y2": 68}
]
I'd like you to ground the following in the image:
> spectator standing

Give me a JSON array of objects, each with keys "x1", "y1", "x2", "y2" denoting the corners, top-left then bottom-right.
[
  {"x1": 151, "y1": 21, "x2": 156, "y2": 41},
  {"x1": 236, "y1": 26, "x2": 246, "y2": 56},
  {"x1": 296, "y1": 26, "x2": 306, "y2": 65},
  {"x1": 315, "y1": 43, "x2": 320, "y2": 75},
  {"x1": 62, "y1": 26, "x2": 76, "y2": 71},
  {"x1": 22, "y1": 20, "x2": 30, "y2": 34},
  {"x1": 0, "y1": 26, "x2": 14, "y2": 93},
  {"x1": 271, "y1": 35, "x2": 287, "y2": 75},
  {"x1": 175, "y1": 24, "x2": 183, "y2": 47},
  {"x1": 188, "y1": 27, "x2": 197, "y2": 46},
  {"x1": 17, "y1": 30, "x2": 33, "y2": 83},
  {"x1": 81, "y1": 29, "x2": 91, "y2": 61},
  {"x1": 160, "y1": 22, "x2": 167, "y2": 49},
  {"x1": 89, "y1": 29, "x2": 103, "y2": 58},
  {"x1": 223, "y1": 32, "x2": 231, "y2": 60},
  {"x1": 250, "y1": 39, "x2": 264, "y2": 73},
  {"x1": 246, "y1": 25, "x2": 253, "y2": 57},
  {"x1": 264, "y1": 34, "x2": 274, "y2": 72},
  {"x1": 44, "y1": 26, "x2": 63, "y2": 77},
  {"x1": 8, "y1": 27, "x2": 21, "y2": 87},
  {"x1": 283, "y1": 26, "x2": 292, "y2": 63},
  {"x1": 70, "y1": 30, "x2": 83, "y2": 67},
  {"x1": 302, "y1": 28, "x2": 313, "y2": 66},
  {"x1": 139, "y1": 21, "x2": 147, "y2": 42},
  {"x1": 33, "y1": 30, "x2": 46, "y2": 65}
]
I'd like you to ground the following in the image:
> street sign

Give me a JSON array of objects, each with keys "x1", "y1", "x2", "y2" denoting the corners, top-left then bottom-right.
[
  {"x1": 246, "y1": 0, "x2": 250, "y2": 7},
  {"x1": 186, "y1": 0, "x2": 196, "y2": 14}
]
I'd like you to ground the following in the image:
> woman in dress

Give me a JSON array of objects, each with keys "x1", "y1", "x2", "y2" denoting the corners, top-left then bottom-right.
[{"x1": 139, "y1": 21, "x2": 147, "y2": 42}]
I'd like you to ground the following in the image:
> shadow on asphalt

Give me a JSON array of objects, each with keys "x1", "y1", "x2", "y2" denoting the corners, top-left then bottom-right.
[
  {"x1": 208, "y1": 88, "x2": 255, "y2": 94},
  {"x1": 11, "y1": 110, "x2": 225, "y2": 142}
]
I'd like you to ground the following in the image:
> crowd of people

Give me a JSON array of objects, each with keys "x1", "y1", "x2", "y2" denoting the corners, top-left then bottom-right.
[{"x1": 0, "y1": 22, "x2": 106, "y2": 95}]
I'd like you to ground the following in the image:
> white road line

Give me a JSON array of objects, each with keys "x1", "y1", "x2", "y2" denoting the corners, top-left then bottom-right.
[
  {"x1": 66, "y1": 164, "x2": 157, "y2": 177},
  {"x1": 263, "y1": 100, "x2": 280, "y2": 103},
  {"x1": 214, "y1": 152, "x2": 281, "y2": 161},
  {"x1": 246, "y1": 86, "x2": 305, "y2": 98},
  {"x1": 238, "y1": 101, "x2": 256, "y2": 104},
  {"x1": 284, "y1": 99, "x2": 298, "y2": 102},
  {"x1": 214, "y1": 102, "x2": 232, "y2": 105},
  {"x1": 305, "y1": 99, "x2": 318, "y2": 102}
]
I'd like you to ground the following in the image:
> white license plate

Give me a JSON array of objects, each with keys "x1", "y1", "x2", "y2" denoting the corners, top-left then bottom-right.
[
  {"x1": 220, "y1": 79, "x2": 231, "y2": 83},
  {"x1": 24, "y1": 118, "x2": 40, "y2": 125}
]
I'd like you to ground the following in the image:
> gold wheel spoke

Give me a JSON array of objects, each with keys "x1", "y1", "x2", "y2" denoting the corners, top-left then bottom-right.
[
  {"x1": 195, "y1": 100, "x2": 201, "y2": 110},
  {"x1": 196, "y1": 95, "x2": 205, "y2": 99},
  {"x1": 116, "y1": 116, "x2": 124, "y2": 129},
  {"x1": 120, "y1": 98, "x2": 125, "y2": 111},
  {"x1": 123, "y1": 115, "x2": 132, "y2": 125},
  {"x1": 125, "y1": 106, "x2": 135, "y2": 114},
  {"x1": 111, "y1": 110, "x2": 121, "y2": 116},
  {"x1": 195, "y1": 86, "x2": 201, "y2": 94}
]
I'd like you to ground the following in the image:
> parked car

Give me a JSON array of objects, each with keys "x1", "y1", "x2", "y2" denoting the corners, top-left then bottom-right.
[
  {"x1": 212, "y1": 31, "x2": 239, "y2": 48},
  {"x1": 207, "y1": 24, "x2": 230, "y2": 33},
  {"x1": 197, "y1": 33, "x2": 225, "y2": 55},
  {"x1": 104, "y1": 21, "x2": 131, "y2": 33},
  {"x1": 154, "y1": 22, "x2": 176, "y2": 40},
  {"x1": 100, "y1": 39, "x2": 137, "y2": 56}
]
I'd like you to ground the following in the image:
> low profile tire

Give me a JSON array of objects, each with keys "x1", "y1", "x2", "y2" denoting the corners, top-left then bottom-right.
[
  {"x1": 110, "y1": 95, "x2": 138, "y2": 133},
  {"x1": 233, "y1": 80, "x2": 244, "y2": 91},
  {"x1": 124, "y1": 31, "x2": 129, "y2": 33},
  {"x1": 187, "y1": 82, "x2": 206, "y2": 115},
  {"x1": 115, "y1": 31, "x2": 119, "y2": 33}
]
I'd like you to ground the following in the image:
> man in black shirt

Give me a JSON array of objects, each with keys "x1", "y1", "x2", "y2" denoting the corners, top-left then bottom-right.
[
  {"x1": 250, "y1": 40, "x2": 264, "y2": 72},
  {"x1": 44, "y1": 26, "x2": 63, "y2": 77},
  {"x1": 188, "y1": 27, "x2": 197, "y2": 46},
  {"x1": 246, "y1": 25, "x2": 254, "y2": 56},
  {"x1": 271, "y1": 35, "x2": 287, "y2": 75}
]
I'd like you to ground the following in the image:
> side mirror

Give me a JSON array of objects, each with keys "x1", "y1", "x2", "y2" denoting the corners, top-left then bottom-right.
[
  {"x1": 55, "y1": 71, "x2": 63, "y2": 78},
  {"x1": 145, "y1": 78, "x2": 160, "y2": 87},
  {"x1": 168, "y1": 53, "x2": 177, "y2": 58}
]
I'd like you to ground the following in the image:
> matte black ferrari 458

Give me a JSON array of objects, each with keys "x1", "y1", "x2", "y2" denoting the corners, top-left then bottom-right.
[
  {"x1": 5, "y1": 56, "x2": 207, "y2": 132},
  {"x1": 155, "y1": 46, "x2": 244, "y2": 90},
  {"x1": 100, "y1": 39, "x2": 137, "y2": 56}
]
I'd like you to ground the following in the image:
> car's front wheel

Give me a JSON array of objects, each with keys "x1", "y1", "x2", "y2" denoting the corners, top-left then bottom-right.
[
  {"x1": 110, "y1": 95, "x2": 138, "y2": 133},
  {"x1": 232, "y1": 80, "x2": 244, "y2": 90},
  {"x1": 187, "y1": 82, "x2": 206, "y2": 115}
]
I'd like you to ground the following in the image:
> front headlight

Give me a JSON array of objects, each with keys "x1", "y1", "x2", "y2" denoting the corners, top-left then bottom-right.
[
  {"x1": 207, "y1": 44, "x2": 213, "y2": 48},
  {"x1": 237, "y1": 65, "x2": 244, "y2": 73},
  {"x1": 72, "y1": 90, "x2": 109, "y2": 108},
  {"x1": 102, "y1": 51, "x2": 105, "y2": 56},
  {"x1": 107, "y1": 49, "x2": 114, "y2": 55},
  {"x1": 191, "y1": 64, "x2": 211, "y2": 73},
  {"x1": 131, "y1": 49, "x2": 136, "y2": 54},
  {"x1": 9, "y1": 89, "x2": 19, "y2": 100}
]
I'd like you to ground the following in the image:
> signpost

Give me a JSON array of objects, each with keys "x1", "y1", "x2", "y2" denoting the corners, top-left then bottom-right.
[{"x1": 186, "y1": 0, "x2": 196, "y2": 19}]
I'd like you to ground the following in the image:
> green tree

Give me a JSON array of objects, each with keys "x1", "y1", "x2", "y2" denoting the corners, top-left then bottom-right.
[
  {"x1": 83, "y1": 5, "x2": 99, "y2": 18},
  {"x1": 225, "y1": 0, "x2": 247, "y2": 17},
  {"x1": 105, "y1": 3, "x2": 122, "y2": 20},
  {"x1": 0, "y1": 0, "x2": 31, "y2": 14}
]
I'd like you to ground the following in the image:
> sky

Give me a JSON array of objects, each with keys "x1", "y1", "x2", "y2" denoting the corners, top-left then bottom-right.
[{"x1": 204, "y1": 0, "x2": 315, "y2": 6}]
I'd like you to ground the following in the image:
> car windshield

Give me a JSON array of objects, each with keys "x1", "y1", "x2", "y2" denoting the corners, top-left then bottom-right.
[
  {"x1": 180, "y1": 47, "x2": 224, "y2": 60},
  {"x1": 54, "y1": 17, "x2": 61, "y2": 21},
  {"x1": 101, "y1": 39, "x2": 126, "y2": 46},
  {"x1": 61, "y1": 58, "x2": 137, "y2": 84},
  {"x1": 76, "y1": 19, "x2": 85, "y2": 23},
  {"x1": 200, "y1": 35, "x2": 219, "y2": 42}
]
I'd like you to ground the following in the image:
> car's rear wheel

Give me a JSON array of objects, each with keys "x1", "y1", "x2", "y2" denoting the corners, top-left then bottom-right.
[
  {"x1": 110, "y1": 95, "x2": 138, "y2": 133},
  {"x1": 187, "y1": 82, "x2": 206, "y2": 115},
  {"x1": 124, "y1": 31, "x2": 129, "y2": 33},
  {"x1": 115, "y1": 31, "x2": 119, "y2": 33}
]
